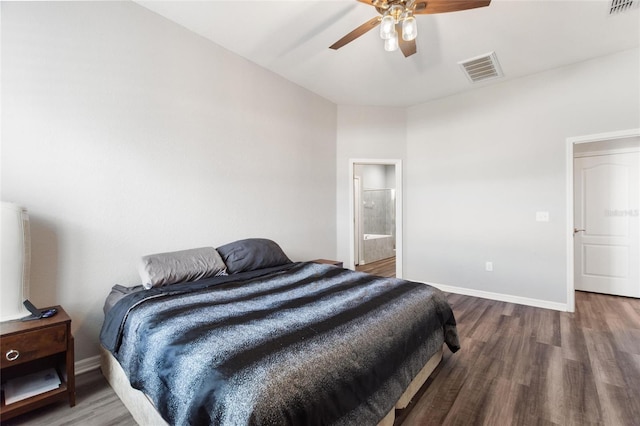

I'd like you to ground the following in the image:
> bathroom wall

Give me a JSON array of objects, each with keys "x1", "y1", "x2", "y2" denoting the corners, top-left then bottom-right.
[{"x1": 362, "y1": 189, "x2": 394, "y2": 236}]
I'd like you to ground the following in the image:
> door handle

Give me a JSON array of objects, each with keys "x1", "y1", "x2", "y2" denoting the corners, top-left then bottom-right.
[{"x1": 574, "y1": 228, "x2": 586, "y2": 235}]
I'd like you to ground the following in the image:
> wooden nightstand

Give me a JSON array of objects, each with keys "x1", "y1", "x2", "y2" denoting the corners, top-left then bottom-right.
[
  {"x1": 0, "y1": 305, "x2": 75, "y2": 421},
  {"x1": 312, "y1": 259, "x2": 344, "y2": 268}
]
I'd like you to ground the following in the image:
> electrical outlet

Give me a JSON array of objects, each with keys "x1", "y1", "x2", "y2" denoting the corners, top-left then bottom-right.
[
  {"x1": 536, "y1": 211, "x2": 549, "y2": 222},
  {"x1": 485, "y1": 261, "x2": 493, "y2": 272}
]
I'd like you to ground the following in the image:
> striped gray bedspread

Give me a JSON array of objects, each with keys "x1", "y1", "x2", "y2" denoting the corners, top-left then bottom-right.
[{"x1": 100, "y1": 262, "x2": 460, "y2": 426}]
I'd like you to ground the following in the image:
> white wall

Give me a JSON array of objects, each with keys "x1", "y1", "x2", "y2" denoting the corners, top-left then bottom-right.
[
  {"x1": 336, "y1": 106, "x2": 406, "y2": 266},
  {"x1": 1, "y1": 1, "x2": 337, "y2": 360},
  {"x1": 405, "y1": 48, "x2": 640, "y2": 306}
]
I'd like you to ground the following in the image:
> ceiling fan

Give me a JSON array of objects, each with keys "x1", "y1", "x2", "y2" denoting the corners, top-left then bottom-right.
[{"x1": 329, "y1": 0, "x2": 491, "y2": 57}]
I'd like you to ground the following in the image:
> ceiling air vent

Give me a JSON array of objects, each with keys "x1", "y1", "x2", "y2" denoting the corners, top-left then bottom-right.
[
  {"x1": 609, "y1": 0, "x2": 638, "y2": 14},
  {"x1": 459, "y1": 52, "x2": 503, "y2": 84}
]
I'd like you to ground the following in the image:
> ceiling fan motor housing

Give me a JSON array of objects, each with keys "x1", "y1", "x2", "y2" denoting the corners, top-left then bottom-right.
[{"x1": 375, "y1": 0, "x2": 414, "y2": 16}]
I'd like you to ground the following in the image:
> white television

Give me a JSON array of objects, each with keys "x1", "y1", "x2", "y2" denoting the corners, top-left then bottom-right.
[{"x1": 1, "y1": 202, "x2": 31, "y2": 322}]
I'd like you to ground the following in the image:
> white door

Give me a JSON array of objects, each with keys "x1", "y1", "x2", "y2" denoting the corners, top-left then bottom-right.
[{"x1": 574, "y1": 151, "x2": 640, "y2": 297}]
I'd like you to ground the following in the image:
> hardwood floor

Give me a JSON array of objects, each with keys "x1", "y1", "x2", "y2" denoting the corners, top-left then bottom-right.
[
  {"x1": 396, "y1": 291, "x2": 640, "y2": 426},
  {"x1": 4, "y1": 291, "x2": 639, "y2": 426},
  {"x1": 356, "y1": 256, "x2": 396, "y2": 277},
  {"x1": 2, "y1": 368, "x2": 136, "y2": 426}
]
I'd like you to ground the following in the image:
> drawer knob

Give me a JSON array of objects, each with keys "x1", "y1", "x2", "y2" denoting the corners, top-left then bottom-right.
[{"x1": 6, "y1": 349, "x2": 20, "y2": 361}]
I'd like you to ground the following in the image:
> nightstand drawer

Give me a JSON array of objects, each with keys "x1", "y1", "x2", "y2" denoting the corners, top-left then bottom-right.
[{"x1": 1, "y1": 324, "x2": 67, "y2": 368}]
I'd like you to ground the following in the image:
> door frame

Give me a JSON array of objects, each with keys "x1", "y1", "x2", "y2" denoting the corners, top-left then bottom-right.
[
  {"x1": 565, "y1": 128, "x2": 640, "y2": 312},
  {"x1": 353, "y1": 176, "x2": 362, "y2": 265},
  {"x1": 349, "y1": 159, "x2": 403, "y2": 278}
]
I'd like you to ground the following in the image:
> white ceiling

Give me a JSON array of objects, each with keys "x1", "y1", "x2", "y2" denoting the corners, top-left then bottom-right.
[{"x1": 135, "y1": 0, "x2": 640, "y2": 107}]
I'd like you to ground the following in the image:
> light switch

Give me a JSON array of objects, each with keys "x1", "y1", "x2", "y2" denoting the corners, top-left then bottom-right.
[{"x1": 536, "y1": 211, "x2": 549, "y2": 222}]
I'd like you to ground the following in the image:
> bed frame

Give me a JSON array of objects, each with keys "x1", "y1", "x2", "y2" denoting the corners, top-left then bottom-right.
[{"x1": 100, "y1": 345, "x2": 443, "y2": 426}]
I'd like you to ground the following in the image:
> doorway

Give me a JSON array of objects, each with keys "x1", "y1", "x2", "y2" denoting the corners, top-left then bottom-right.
[
  {"x1": 567, "y1": 129, "x2": 640, "y2": 311},
  {"x1": 349, "y1": 159, "x2": 402, "y2": 278}
]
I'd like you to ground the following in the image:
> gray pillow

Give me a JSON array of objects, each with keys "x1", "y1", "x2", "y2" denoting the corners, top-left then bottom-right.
[
  {"x1": 217, "y1": 238, "x2": 291, "y2": 274},
  {"x1": 138, "y1": 247, "x2": 227, "y2": 289}
]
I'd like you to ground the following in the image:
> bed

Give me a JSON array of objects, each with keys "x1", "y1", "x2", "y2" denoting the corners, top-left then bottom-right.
[{"x1": 99, "y1": 239, "x2": 459, "y2": 426}]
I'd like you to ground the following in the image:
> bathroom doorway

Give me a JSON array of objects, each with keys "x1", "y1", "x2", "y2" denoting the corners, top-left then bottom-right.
[{"x1": 349, "y1": 159, "x2": 402, "y2": 278}]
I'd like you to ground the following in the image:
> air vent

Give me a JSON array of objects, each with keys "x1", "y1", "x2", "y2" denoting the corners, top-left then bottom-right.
[
  {"x1": 458, "y1": 52, "x2": 503, "y2": 84},
  {"x1": 610, "y1": 0, "x2": 638, "y2": 14}
]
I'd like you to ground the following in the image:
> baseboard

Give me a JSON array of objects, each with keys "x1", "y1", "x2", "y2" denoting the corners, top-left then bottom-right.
[
  {"x1": 75, "y1": 354, "x2": 101, "y2": 375},
  {"x1": 426, "y1": 282, "x2": 568, "y2": 312}
]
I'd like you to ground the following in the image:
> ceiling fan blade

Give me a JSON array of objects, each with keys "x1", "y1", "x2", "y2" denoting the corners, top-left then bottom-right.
[
  {"x1": 356, "y1": 0, "x2": 385, "y2": 7},
  {"x1": 399, "y1": 38, "x2": 417, "y2": 57},
  {"x1": 397, "y1": 25, "x2": 417, "y2": 57},
  {"x1": 330, "y1": 16, "x2": 381, "y2": 50},
  {"x1": 413, "y1": 0, "x2": 491, "y2": 14}
]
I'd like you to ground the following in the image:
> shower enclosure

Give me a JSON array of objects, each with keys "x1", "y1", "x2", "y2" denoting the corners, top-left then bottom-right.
[{"x1": 360, "y1": 188, "x2": 396, "y2": 264}]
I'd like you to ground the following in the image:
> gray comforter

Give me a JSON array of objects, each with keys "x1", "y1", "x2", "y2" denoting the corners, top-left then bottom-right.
[{"x1": 100, "y1": 262, "x2": 459, "y2": 425}]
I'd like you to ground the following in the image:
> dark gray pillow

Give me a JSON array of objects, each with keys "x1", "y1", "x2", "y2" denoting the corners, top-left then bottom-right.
[{"x1": 217, "y1": 238, "x2": 291, "y2": 274}]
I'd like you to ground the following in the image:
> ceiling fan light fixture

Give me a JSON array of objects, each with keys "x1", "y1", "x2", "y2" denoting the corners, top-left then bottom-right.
[
  {"x1": 329, "y1": 0, "x2": 492, "y2": 57},
  {"x1": 380, "y1": 14, "x2": 395, "y2": 39},
  {"x1": 402, "y1": 14, "x2": 417, "y2": 41},
  {"x1": 384, "y1": 30, "x2": 399, "y2": 51}
]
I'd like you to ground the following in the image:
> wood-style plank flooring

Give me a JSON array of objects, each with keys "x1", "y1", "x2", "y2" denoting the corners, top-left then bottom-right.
[
  {"x1": 397, "y1": 291, "x2": 640, "y2": 426},
  {"x1": 2, "y1": 368, "x2": 136, "y2": 426},
  {"x1": 356, "y1": 256, "x2": 396, "y2": 277},
  {"x1": 4, "y1": 291, "x2": 639, "y2": 426}
]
